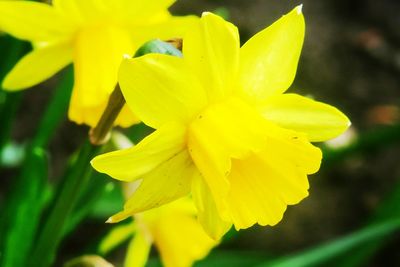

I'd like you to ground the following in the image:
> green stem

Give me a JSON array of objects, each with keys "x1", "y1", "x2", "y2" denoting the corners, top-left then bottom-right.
[
  {"x1": 30, "y1": 141, "x2": 100, "y2": 267},
  {"x1": 0, "y1": 68, "x2": 73, "y2": 267},
  {"x1": 0, "y1": 38, "x2": 28, "y2": 150},
  {"x1": 0, "y1": 92, "x2": 22, "y2": 150}
]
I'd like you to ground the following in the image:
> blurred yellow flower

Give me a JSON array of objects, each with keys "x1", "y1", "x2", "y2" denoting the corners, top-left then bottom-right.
[
  {"x1": 92, "y1": 6, "x2": 350, "y2": 239},
  {"x1": 100, "y1": 197, "x2": 216, "y2": 267},
  {"x1": 0, "y1": 0, "x2": 196, "y2": 126}
]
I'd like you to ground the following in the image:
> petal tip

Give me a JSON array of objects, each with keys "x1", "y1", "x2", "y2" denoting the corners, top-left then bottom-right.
[
  {"x1": 89, "y1": 157, "x2": 98, "y2": 169},
  {"x1": 296, "y1": 4, "x2": 303, "y2": 14},
  {"x1": 201, "y1": 11, "x2": 212, "y2": 17},
  {"x1": 2, "y1": 76, "x2": 24, "y2": 91}
]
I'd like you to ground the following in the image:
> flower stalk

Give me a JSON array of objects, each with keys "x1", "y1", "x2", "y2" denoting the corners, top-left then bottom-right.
[
  {"x1": 89, "y1": 85, "x2": 125, "y2": 145},
  {"x1": 89, "y1": 39, "x2": 183, "y2": 146}
]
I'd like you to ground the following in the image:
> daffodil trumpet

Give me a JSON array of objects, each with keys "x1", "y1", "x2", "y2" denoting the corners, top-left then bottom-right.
[
  {"x1": 89, "y1": 39, "x2": 183, "y2": 146},
  {"x1": 92, "y1": 6, "x2": 351, "y2": 240}
]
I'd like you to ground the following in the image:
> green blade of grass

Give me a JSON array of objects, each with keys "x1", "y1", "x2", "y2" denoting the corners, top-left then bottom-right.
[
  {"x1": 0, "y1": 37, "x2": 28, "y2": 150},
  {"x1": 334, "y1": 178, "x2": 400, "y2": 267},
  {"x1": 0, "y1": 68, "x2": 73, "y2": 267},
  {"x1": 30, "y1": 140, "x2": 100, "y2": 267},
  {"x1": 257, "y1": 218, "x2": 400, "y2": 267}
]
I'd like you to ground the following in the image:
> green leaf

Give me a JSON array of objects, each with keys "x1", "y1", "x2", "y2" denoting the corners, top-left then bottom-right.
[
  {"x1": 0, "y1": 36, "x2": 28, "y2": 150},
  {"x1": 0, "y1": 68, "x2": 73, "y2": 267},
  {"x1": 88, "y1": 180, "x2": 125, "y2": 219},
  {"x1": 195, "y1": 250, "x2": 272, "y2": 267},
  {"x1": 335, "y1": 179, "x2": 400, "y2": 267},
  {"x1": 257, "y1": 219, "x2": 400, "y2": 267},
  {"x1": 0, "y1": 147, "x2": 48, "y2": 267},
  {"x1": 30, "y1": 141, "x2": 101, "y2": 267},
  {"x1": 64, "y1": 175, "x2": 124, "y2": 237}
]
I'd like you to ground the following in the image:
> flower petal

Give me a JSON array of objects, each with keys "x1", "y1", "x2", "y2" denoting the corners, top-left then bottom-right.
[
  {"x1": 108, "y1": 0, "x2": 176, "y2": 22},
  {"x1": 228, "y1": 132, "x2": 321, "y2": 230},
  {"x1": 187, "y1": 98, "x2": 274, "y2": 218},
  {"x1": 0, "y1": 1, "x2": 73, "y2": 42},
  {"x1": 124, "y1": 228, "x2": 152, "y2": 267},
  {"x1": 239, "y1": 5, "x2": 305, "y2": 101},
  {"x1": 108, "y1": 151, "x2": 194, "y2": 222},
  {"x1": 52, "y1": 0, "x2": 86, "y2": 25},
  {"x1": 132, "y1": 15, "x2": 198, "y2": 44},
  {"x1": 192, "y1": 172, "x2": 232, "y2": 240},
  {"x1": 73, "y1": 25, "x2": 134, "y2": 107},
  {"x1": 2, "y1": 42, "x2": 72, "y2": 90},
  {"x1": 99, "y1": 222, "x2": 136, "y2": 255},
  {"x1": 260, "y1": 93, "x2": 351, "y2": 142},
  {"x1": 91, "y1": 122, "x2": 186, "y2": 182},
  {"x1": 183, "y1": 12, "x2": 240, "y2": 101},
  {"x1": 118, "y1": 54, "x2": 207, "y2": 129},
  {"x1": 152, "y1": 207, "x2": 216, "y2": 267}
]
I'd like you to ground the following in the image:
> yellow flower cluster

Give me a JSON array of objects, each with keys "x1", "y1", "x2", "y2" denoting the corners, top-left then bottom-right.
[
  {"x1": 92, "y1": 5, "x2": 350, "y2": 239},
  {"x1": 0, "y1": 2, "x2": 350, "y2": 267},
  {"x1": 0, "y1": 0, "x2": 196, "y2": 126}
]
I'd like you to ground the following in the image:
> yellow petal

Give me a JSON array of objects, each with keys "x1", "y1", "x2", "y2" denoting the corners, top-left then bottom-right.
[
  {"x1": 132, "y1": 15, "x2": 198, "y2": 45},
  {"x1": 187, "y1": 98, "x2": 274, "y2": 217},
  {"x1": 2, "y1": 42, "x2": 72, "y2": 90},
  {"x1": 91, "y1": 122, "x2": 186, "y2": 182},
  {"x1": 151, "y1": 210, "x2": 216, "y2": 267},
  {"x1": 113, "y1": 151, "x2": 194, "y2": 221},
  {"x1": 118, "y1": 54, "x2": 207, "y2": 129},
  {"x1": 108, "y1": 0, "x2": 176, "y2": 22},
  {"x1": 52, "y1": 0, "x2": 86, "y2": 25},
  {"x1": 239, "y1": 5, "x2": 305, "y2": 101},
  {"x1": 183, "y1": 12, "x2": 240, "y2": 101},
  {"x1": 99, "y1": 222, "x2": 136, "y2": 255},
  {"x1": 192, "y1": 172, "x2": 232, "y2": 240},
  {"x1": 0, "y1": 1, "x2": 73, "y2": 42},
  {"x1": 260, "y1": 93, "x2": 351, "y2": 142},
  {"x1": 228, "y1": 131, "x2": 321, "y2": 229},
  {"x1": 124, "y1": 229, "x2": 152, "y2": 267},
  {"x1": 73, "y1": 25, "x2": 134, "y2": 107}
]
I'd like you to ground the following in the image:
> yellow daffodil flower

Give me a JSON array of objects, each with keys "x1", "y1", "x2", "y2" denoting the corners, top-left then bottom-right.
[
  {"x1": 100, "y1": 197, "x2": 216, "y2": 267},
  {"x1": 92, "y1": 6, "x2": 351, "y2": 240},
  {"x1": 0, "y1": 0, "x2": 197, "y2": 126}
]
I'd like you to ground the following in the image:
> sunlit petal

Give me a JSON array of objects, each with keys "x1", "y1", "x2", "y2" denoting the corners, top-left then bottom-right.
[
  {"x1": 228, "y1": 131, "x2": 321, "y2": 229},
  {"x1": 124, "y1": 228, "x2": 152, "y2": 267},
  {"x1": 151, "y1": 207, "x2": 216, "y2": 267},
  {"x1": 0, "y1": 1, "x2": 74, "y2": 42},
  {"x1": 118, "y1": 151, "x2": 194, "y2": 217},
  {"x1": 192, "y1": 172, "x2": 232, "y2": 240},
  {"x1": 239, "y1": 6, "x2": 305, "y2": 101},
  {"x1": 184, "y1": 12, "x2": 240, "y2": 101},
  {"x1": 260, "y1": 93, "x2": 351, "y2": 142},
  {"x1": 91, "y1": 123, "x2": 186, "y2": 182},
  {"x1": 2, "y1": 42, "x2": 72, "y2": 90},
  {"x1": 73, "y1": 25, "x2": 134, "y2": 107},
  {"x1": 118, "y1": 54, "x2": 207, "y2": 129}
]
